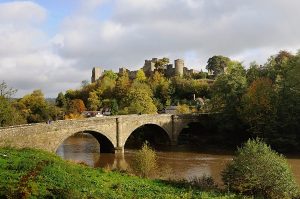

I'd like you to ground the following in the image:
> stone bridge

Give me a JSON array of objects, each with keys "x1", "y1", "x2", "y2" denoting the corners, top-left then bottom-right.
[{"x1": 0, "y1": 114, "x2": 211, "y2": 153}]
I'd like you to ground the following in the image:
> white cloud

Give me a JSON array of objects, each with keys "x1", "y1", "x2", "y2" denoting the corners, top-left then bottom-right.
[
  {"x1": 1, "y1": 0, "x2": 300, "y2": 97},
  {"x1": 0, "y1": 1, "x2": 46, "y2": 24}
]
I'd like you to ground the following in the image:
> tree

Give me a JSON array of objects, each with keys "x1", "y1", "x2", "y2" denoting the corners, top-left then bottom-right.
[
  {"x1": 154, "y1": 57, "x2": 169, "y2": 74},
  {"x1": 0, "y1": 81, "x2": 17, "y2": 98},
  {"x1": 110, "y1": 99, "x2": 119, "y2": 115},
  {"x1": 210, "y1": 61, "x2": 247, "y2": 113},
  {"x1": 17, "y1": 90, "x2": 52, "y2": 123},
  {"x1": 68, "y1": 99, "x2": 86, "y2": 114},
  {"x1": 126, "y1": 87, "x2": 157, "y2": 114},
  {"x1": 97, "y1": 75, "x2": 116, "y2": 100},
  {"x1": 0, "y1": 97, "x2": 25, "y2": 127},
  {"x1": 240, "y1": 78, "x2": 277, "y2": 136},
  {"x1": 222, "y1": 139, "x2": 299, "y2": 199},
  {"x1": 114, "y1": 71, "x2": 130, "y2": 107},
  {"x1": 55, "y1": 92, "x2": 67, "y2": 109},
  {"x1": 135, "y1": 69, "x2": 147, "y2": 82},
  {"x1": 87, "y1": 91, "x2": 100, "y2": 111},
  {"x1": 102, "y1": 70, "x2": 118, "y2": 81},
  {"x1": 176, "y1": 104, "x2": 191, "y2": 114},
  {"x1": 150, "y1": 71, "x2": 172, "y2": 109},
  {"x1": 246, "y1": 62, "x2": 262, "y2": 85},
  {"x1": 206, "y1": 55, "x2": 231, "y2": 76},
  {"x1": 272, "y1": 51, "x2": 300, "y2": 151},
  {"x1": 81, "y1": 80, "x2": 89, "y2": 88}
]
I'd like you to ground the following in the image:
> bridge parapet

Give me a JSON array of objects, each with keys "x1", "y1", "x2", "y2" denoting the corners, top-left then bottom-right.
[{"x1": 0, "y1": 114, "x2": 211, "y2": 153}]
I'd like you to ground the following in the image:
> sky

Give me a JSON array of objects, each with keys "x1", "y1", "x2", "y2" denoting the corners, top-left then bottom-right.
[{"x1": 1, "y1": 0, "x2": 300, "y2": 97}]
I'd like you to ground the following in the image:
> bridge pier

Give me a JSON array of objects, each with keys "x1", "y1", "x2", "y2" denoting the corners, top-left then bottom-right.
[{"x1": 114, "y1": 147, "x2": 124, "y2": 154}]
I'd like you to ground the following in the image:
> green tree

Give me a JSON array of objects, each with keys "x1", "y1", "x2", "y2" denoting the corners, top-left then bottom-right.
[
  {"x1": 55, "y1": 92, "x2": 67, "y2": 109},
  {"x1": 135, "y1": 69, "x2": 147, "y2": 82},
  {"x1": 272, "y1": 51, "x2": 300, "y2": 151},
  {"x1": 87, "y1": 91, "x2": 100, "y2": 111},
  {"x1": 0, "y1": 97, "x2": 25, "y2": 127},
  {"x1": 126, "y1": 86, "x2": 157, "y2": 114},
  {"x1": 102, "y1": 70, "x2": 118, "y2": 81},
  {"x1": 206, "y1": 55, "x2": 231, "y2": 76},
  {"x1": 18, "y1": 90, "x2": 52, "y2": 123},
  {"x1": 150, "y1": 71, "x2": 172, "y2": 109},
  {"x1": 154, "y1": 57, "x2": 169, "y2": 74},
  {"x1": 246, "y1": 62, "x2": 261, "y2": 85},
  {"x1": 114, "y1": 71, "x2": 130, "y2": 107},
  {"x1": 240, "y1": 78, "x2": 277, "y2": 136},
  {"x1": 210, "y1": 61, "x2": 247, "y2": 113},
  {"x1": 94, "y1": 75, "x2": 116, "y2": 101},
  {"x1": 110, "y1": 99, "x2": 119, "y2": 115},
  {"x1": 222, "y1": 139, "x2": 299, "y2": 199}
]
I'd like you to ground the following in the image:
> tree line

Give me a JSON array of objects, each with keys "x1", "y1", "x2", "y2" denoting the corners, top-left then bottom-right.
[{"x1": 1, "y1": 50, "x2": 299, "y2": 152}]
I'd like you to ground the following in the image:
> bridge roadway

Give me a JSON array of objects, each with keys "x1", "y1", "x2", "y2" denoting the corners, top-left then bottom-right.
[{"x1": 0, "y1": 114, "x2": 210, "y2": 153}]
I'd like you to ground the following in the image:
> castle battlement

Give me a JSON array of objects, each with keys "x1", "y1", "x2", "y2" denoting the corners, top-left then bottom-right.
[{"x1": 91, "y1": 58, "x2": 199, "y2": 83}]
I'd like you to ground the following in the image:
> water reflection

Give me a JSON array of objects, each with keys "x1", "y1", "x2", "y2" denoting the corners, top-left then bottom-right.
[{"x1": 56, "y1": 133, "x2": 300, "y2": 185}]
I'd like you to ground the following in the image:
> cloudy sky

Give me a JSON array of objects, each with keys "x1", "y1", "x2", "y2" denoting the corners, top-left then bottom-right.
[{"x1": 1, "y1": 0, "x2": 300, "y2": 97}]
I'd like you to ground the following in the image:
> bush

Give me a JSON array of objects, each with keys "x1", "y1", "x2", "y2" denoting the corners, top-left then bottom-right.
[
  {"x1": 222, "y1": 139, "x2": 299, "y2": 199},
  {"x1": 189, "y1": 175, "x2": 218, "y2": 191},
  {"x1": 132, "y1": 142, "x2": 158, "y2": 178}
]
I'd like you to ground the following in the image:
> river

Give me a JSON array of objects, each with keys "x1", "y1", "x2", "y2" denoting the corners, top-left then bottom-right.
[{"x1": 56, "y1": 133, "x2": 300, "y2": 185}]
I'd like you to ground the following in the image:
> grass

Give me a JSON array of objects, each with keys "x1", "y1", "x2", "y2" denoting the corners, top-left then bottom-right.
[{"x1": 0, "y1": 148, "x2": 249, "y2": 199}]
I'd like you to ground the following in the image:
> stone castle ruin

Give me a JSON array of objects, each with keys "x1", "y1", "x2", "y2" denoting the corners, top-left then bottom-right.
[{"x1": 91, "y1": 58, "x2": 199, "y2": 83}]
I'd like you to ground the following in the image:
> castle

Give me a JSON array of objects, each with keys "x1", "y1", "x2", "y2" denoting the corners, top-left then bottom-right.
[{"x1": 91, "y1": 58, "x2": 199, "y2": 83}]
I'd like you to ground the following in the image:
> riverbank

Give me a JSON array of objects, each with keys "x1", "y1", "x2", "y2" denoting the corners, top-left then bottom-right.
[{"x1": 0, "y1": 148, "x2": 249, "y2": 199}]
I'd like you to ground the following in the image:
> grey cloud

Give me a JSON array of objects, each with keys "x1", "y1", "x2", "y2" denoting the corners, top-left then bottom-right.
[{"x1": 1, "y1": 0, "x2": 300, "y2": 97}]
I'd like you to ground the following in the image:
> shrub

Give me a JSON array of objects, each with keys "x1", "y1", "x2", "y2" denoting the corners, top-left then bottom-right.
[
  {"x1": 222, "y1": 138, "x2": 299, "y2": 199},
  {"x1": 132, "y1": 142, "x2": 158, "y2": 178},
  {"x1": 189, "y1": 175, "x2": 218, "y2": 191}
]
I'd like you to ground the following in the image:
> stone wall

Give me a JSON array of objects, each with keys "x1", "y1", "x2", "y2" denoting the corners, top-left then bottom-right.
[{"x1": 0, "y1": 114, "x2": 210, "y2": 153}]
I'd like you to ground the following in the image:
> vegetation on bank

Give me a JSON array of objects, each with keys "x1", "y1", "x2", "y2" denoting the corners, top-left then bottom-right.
[
  {"x1": 222, "y1": 139, "x2": 299, "y2": 199},
  {"x1": 1, "y1": 50, "x2": 300, "y2": 153},
  {"x1": 0, "y1": 148, "x2": 248, "y2": 199}
]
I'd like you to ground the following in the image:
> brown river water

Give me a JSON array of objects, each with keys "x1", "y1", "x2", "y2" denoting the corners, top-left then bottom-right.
[{"x1": 56, "y1": 133, "x2": 300, "y2": 186}]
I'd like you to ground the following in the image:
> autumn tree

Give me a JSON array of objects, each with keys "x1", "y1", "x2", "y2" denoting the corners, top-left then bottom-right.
[
  {"x1": 150, "y1": 71, "x2": 172, "y2": 110},
  {"x1": 114, "y1": 71, "x2": 131, "y2": 107},
  {"x1": 68, "y1": 99, "x2": 86, "y2": 114},
  {"x1": 135, "y1": 69, "x2": 147, "y2": 82},
  {"x1": 17, "y1": 90, "x2": 52, "y2": 123},
  {"x1": 126, "y1": 86, "x2": 157, "y2": 114},
  {"x1": 87, "y1": 91, "x2": 101, "y2": 111},
  {"x1": 240, "y1": 78, "x2": 277, "y2": 136},
  {"x1": 0, "y1": 81, "x2": 24, "y2": 126}
]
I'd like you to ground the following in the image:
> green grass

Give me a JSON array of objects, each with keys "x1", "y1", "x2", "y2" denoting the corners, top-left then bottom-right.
[{"x1": 0, "y1": 148, "x2": 248, "y2": 199}]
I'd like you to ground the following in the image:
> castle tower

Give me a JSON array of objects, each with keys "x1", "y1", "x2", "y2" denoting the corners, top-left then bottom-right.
[
  {"x1": 175, "y1": 59, "x2": 184, "y2": 76},
  {"x1": 142, "y1": 58, "x2": 156, "y2": 76},
  {"x1": 91, "y1": 67, "x2": 102, "y2": 83}
]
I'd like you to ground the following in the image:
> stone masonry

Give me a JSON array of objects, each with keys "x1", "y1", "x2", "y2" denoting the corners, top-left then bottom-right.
[
  {"x1": 91, "y1": 58, "x2": 200, "y2": 82},
  {"x1": 0, "y1": 114, "x2": 209, "y2": 154}
]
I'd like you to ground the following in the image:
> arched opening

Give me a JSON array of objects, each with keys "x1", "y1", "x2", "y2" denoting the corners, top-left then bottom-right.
[
  {"x1": 178, "y1": 121, "x2": 218, "y2": 150},
  {"x1": 125, "y1": 124, "x2": 171, "y2": 150},
  {"x1": 56, "y1": 131, "x2": 115, "y2": 155}
]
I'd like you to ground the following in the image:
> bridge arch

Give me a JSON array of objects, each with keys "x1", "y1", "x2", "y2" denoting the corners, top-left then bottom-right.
[
  {"x1": 55, "y1": 129, "x2": 116, "y2": 153},
  {"x1": 123, "y1": 123, "x2": 172, "y2": 149}
]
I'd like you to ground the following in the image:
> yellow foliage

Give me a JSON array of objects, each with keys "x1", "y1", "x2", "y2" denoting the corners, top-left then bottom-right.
[
  {"x1": 64, "y1": 113, "x2": 84, "y2": 120},
  {"x1": 176, "y1": 104, "x2": 191, "y2": 114}
]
